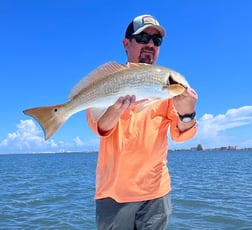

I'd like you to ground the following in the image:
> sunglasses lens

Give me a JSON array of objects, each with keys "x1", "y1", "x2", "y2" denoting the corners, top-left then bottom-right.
[
  {"x1": 152, "y1": 36, "x2": 162, "y2": 46},
  {"x1": 131, "y1": 34, "x2": 162, "y2": 46},
  {"x1": 135, "y1": 34, "x2": 149, "y2": 44}
]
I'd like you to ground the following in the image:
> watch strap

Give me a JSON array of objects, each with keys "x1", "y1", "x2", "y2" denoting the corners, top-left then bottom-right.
[{"x1": 178, "y1": 111, "x2": 196, "y2": 122}]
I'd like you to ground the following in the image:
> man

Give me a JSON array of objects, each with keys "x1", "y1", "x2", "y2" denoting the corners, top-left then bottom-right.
[{"x1": 87, "y1": 14, "x2": 198, "y2": 230}]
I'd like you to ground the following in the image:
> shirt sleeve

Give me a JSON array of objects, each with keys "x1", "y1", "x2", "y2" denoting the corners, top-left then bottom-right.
[
  {"x1": 167, "y1": 100, "x2": 198, "y2": 142},
  {"x1": 86, "y1": 109, "x2": 116, "y2": 137}
]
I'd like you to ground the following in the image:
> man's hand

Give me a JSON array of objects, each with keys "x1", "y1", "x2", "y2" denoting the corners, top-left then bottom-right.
[
  {"x1": 97, "y1": 95, "x2": 137, "y2": 134},
  {"x1": 112, "y1": 95, "x2": 137, "y2": 111},
  {"x1": 173, "y1": 88, "x2": 198, "y2": 115},
  {"x1": 172, "y1": 88, "x2": 198, "y2": 131}
]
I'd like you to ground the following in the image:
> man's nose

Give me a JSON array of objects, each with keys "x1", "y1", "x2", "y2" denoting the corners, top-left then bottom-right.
[{"x1": 147, "y1": 38, "x2": 155, "y2": 47}]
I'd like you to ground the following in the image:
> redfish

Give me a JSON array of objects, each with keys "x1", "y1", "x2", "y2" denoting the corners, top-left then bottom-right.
[{"x1": 23, "y1": 62, "x2": 190, "y2": 140}]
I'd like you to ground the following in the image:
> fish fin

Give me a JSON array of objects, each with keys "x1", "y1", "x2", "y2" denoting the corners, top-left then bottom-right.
[
  {"x1": 89, "y1": 107, "x2": 108, "y2": 123},
  {"x1": 163, "y1": 84, "x2": 185, "y2": 96},
  {"x1": 69, "y1": 62, "x2": 127, "y2": 99},
  {"x1": 23, "y1": 104, "x2": 67, "y2": 140}
]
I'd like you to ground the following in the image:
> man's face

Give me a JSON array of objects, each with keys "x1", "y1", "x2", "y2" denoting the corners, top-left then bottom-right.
[{"x1": 123, "y1": 27, "x2": 162, "y2": 64}]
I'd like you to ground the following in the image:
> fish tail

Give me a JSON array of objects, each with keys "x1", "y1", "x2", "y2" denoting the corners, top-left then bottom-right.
[{"x1": 23, "y1": 104, "x2": 67, "y2": 140}]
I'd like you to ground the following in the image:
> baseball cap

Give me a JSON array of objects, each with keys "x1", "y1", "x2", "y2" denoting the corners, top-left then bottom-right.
[{"x1": 125, "y1": 14, "x2": 165, "y2": 38}]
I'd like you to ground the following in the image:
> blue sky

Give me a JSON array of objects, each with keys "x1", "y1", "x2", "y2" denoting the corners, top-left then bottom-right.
[{"x1": 1, "y1": 0, "x2": 252, "y2": 154}]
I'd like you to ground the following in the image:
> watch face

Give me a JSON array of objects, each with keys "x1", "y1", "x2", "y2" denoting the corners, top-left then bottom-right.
[{"x1": 182, "y1": 117, "x2": 193, "y2": 122}]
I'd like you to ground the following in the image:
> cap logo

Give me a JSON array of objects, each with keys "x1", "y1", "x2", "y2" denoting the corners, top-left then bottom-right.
[{"x1": 142, "y1": 16, "x2": 157, "y2": 25}]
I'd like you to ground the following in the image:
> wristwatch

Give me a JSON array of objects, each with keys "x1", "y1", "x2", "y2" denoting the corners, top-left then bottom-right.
[{"x1": 178, "y1": 111, "x2": 196, "y2": 123}]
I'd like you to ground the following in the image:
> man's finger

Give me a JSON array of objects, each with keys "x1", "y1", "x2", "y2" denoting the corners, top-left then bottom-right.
[{"x1": 186, "y1": 88, "x2": 198, "y2": 99}]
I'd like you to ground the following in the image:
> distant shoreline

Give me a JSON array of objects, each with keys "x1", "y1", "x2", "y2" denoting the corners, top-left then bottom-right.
[
  {"x1": 171, "y1": 145, "x2": 252, "y2": 152},
  {"x1": 1, "y1": 148, "x2": 252, "y2": 155}
]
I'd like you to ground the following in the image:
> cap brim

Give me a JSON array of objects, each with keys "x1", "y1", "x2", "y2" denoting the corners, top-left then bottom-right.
[{"x1": 132, "y1": 25, "x2": 165, "y2": 37}]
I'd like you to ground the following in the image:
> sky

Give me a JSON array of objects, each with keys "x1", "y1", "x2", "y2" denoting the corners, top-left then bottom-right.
[{"x1": 0, "y1": 0, "x2": 252, "y2": 154}]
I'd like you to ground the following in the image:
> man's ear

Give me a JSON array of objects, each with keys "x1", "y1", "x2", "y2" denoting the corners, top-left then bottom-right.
[{"x1": 122, "y1": 38, "x2": 129, "y2": 49}]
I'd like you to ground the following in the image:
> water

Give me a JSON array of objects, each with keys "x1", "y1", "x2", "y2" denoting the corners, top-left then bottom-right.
[
  {"x1": 0, "y1": 150, "x2": 252, "y2": 230},
  {"x1": 168, "y1": 150, "x2": 252, "y2": 229},
  {"x1": 0, "y1": 153, "x2": 97, "y2": 230}
]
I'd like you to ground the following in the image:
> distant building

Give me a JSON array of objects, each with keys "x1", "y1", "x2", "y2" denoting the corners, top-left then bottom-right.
[{"x1": 196, "y1": 144, "x2": 204, "y2": 151}]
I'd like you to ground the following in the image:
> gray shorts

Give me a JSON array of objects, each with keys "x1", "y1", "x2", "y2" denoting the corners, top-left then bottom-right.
[{"x1": 96, "y1": 193, "x2": 172, "y2": 230}]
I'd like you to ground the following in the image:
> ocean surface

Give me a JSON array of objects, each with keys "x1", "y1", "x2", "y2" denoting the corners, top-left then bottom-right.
[{"x1": 0, "y1": 150, "x2": 252, "y2": 230}]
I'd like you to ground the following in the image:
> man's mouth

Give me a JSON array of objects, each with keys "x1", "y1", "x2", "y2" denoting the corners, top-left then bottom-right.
[
  {"x1": 139, "y1": 48, "x2": 155, "y2": 64},
  {"x1": 141, "y1": 47, "x2": 155, "y2": 55}
]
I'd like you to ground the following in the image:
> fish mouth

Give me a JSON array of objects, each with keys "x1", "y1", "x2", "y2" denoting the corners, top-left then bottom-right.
[
  {"x1": 163, "y1": 75, "x2": 186, "y2": 96},
  {"x1": 168, "y1": 74, "x2": 188, "y2": 88},
  {"x1": 168, "y1": 75, "x2": 183, "y2": 86}
]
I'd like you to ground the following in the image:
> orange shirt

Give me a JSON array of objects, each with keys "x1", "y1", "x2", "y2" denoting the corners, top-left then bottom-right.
[{"x1": 86, "y1": 99, "x2": 197, "y2": 203}]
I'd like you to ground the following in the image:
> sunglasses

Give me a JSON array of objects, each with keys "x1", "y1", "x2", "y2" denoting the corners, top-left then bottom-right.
[{"x1": 128, "y1": 33, "x2": 163, "y2": 47}]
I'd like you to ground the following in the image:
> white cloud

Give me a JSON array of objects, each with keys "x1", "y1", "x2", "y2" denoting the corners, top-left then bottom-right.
[
  {"x1": 0, "y1": 120, "x2": 98, "y2": 154},
  {"x1": 193, "y1": 105, "x2": 252, "y2": 148},
  {"x1": 73, "y1": 136, "x2": 84, "y2": 146},
  {"x1": 0, "y1": 120, "x2": 58, "y2": 153},
  {"x1": 1, "y1": 105, "x2": 252, "y2": 153}
]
